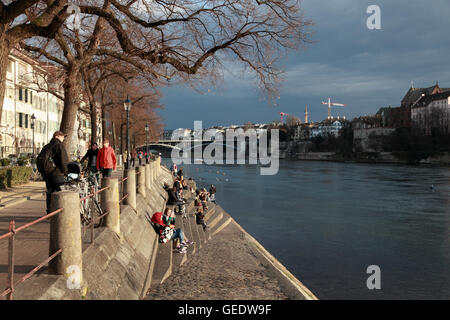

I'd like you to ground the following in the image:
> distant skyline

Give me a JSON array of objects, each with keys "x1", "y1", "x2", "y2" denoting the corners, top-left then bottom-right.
[{"x1": 157, "y1": 0, "x2": 450, "y2": 130}]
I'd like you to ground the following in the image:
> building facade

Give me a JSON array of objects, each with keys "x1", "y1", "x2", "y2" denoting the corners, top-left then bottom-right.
[
  {"x1": 310, "y1": 118, "x2": 346, "y2": 138},
  {"x1": 1, "y1": 49, "x2": 100, "y2": 159},
  {"x1": 1, "y1": 49, "x2": 64, "y2": 158},
  {"x1": 411, "y1": 91, "x2": 450, "y2": 135}
]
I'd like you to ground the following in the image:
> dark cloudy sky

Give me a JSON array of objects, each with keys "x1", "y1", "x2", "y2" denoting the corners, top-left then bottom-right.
[{"x1": 157, "y1": 0, "x2": 450, "y2": 130}]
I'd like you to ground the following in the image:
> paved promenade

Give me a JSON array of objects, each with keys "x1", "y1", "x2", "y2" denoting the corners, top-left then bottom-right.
[
  {"x1": 145, "y1": 221, "x2": 289, "y2": 300},
  {"x1": 0, "y1": 170, "x2": 124, "y2": 296}
]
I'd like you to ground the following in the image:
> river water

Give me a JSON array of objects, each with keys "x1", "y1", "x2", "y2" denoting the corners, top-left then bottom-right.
[{"x1": 163, "y1": 159, "x2": 450, "y2": 300}]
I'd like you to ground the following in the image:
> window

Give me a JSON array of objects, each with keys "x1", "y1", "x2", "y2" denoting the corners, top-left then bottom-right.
[
  {"x1": 6, "y1": 86, "x2": 14, "y2": 99},
  {"x1": 18, "y1": 88, "x2": 23, "y2": 101},
  {"x1": 18, "y1": 113, "x2": 23, "y2": 128},
  {"x1": 7, "y1": 60, "x2": 13, "y2": 73},
  {"x1": 24, "y1": 89, "x2": 28, "y2": 103},
  {"x1": 30, "y1": 91, "x2": 33, "y2": 105},
  {"x1": 25, "y1": 114, "x2": 28, "y2": 129}
]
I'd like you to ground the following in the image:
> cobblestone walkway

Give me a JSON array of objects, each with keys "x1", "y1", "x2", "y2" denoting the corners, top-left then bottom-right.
[{"x1": 145, "y1": 222, "x2": 289, "y2": 300}]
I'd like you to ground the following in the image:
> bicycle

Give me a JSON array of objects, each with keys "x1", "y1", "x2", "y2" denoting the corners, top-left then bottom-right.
[{"x1": 62, "y1": 162, "x2": 104, "y2": 228}]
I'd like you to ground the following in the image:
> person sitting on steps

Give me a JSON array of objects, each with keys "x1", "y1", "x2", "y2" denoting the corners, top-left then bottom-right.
[
  {"x1": 195, "y1": 206, "x2": 208, "y2": 231},
  {"x1": 161, "y1": 208, "x2": 194, "y2": 252},
  {"x1": 167, "y1": 185, "x2": 185, "y2": 214}
]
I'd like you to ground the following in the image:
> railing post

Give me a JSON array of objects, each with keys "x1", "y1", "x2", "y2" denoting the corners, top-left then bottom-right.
[
  {"x1": 145, "y1": 163, "x2": 151, "y2": 192},
  {"x1": 137, "y1": 165, "x2": 146, "y2": 198},
  {"x1": 7, "y1": 220, "x2": 15, "y2": 300},
  {"x1": 49, "y1": 191, "x2": 82, "y2": 286},
  {"x1": 101, "y1": 178, "x2": 120, "y2": 236},
  {"x1": 124, "y1": 169, "x2": 136, "y2": 210}
]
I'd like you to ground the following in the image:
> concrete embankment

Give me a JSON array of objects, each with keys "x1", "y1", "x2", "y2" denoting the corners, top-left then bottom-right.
[{"x1": 13, "y1": 164, "x2": 316, "y2": 300}]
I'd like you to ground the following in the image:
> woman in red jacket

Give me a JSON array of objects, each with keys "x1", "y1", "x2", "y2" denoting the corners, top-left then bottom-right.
[{"x1": 96, "y1": 138, "x2": 117, "y2": 177}]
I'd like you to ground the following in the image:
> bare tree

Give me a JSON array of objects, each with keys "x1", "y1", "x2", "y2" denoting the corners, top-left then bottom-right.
[
  {"x1": 286, "y1": 115, "x2": 301, "y2": 128},
  {"x1": 20, "y1": 0, "x2": 312, "y2": 149},
  {"x1": 0, "y1": 0, "x2": 71, "y2": 121}
]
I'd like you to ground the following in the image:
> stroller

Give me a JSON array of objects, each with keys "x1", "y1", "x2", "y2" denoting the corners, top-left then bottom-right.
[{"x1": 62, "y1": 162, "x2": 103, "y2": 227}]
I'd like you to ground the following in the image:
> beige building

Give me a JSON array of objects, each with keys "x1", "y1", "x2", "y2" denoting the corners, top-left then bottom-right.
[{"x1": 1, "y1": 49, "x2": 100, "y2": 159}]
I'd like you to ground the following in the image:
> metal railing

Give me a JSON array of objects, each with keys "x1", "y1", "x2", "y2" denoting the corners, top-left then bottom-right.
[
  {"x1": 0, "y1": 183, "x2": 112, "y2": 300},
  {"x1": 118, "y1": 176, "x2": 129, "y2": 204},
  {"x1": 0, "y1": 208, "x2": 64, "y2": 300}
]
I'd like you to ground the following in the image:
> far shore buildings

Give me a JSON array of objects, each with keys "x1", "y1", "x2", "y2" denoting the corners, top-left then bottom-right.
[
  {"x1": 410, "y1": 90, "x2": 450, "y2": 135},
  {"x1": 1, "y1": 48, "x2": 100, "y2": 158}
]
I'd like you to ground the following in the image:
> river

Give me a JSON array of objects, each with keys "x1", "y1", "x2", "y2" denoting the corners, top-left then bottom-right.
[{"x1": 162, "y1": 159, "x2": 450, "y2": 300}]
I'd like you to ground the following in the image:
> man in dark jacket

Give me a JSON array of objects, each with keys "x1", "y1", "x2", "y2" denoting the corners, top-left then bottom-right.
[
  {"x1": 39, "y1": 131, "x2": 69, "y2": 214},
  {"x1": 81, "y1": 142, "x2": 98, "y2": 172},
  {"x1": 167, "y1": 186, "x2": 184, "y2": 213}
]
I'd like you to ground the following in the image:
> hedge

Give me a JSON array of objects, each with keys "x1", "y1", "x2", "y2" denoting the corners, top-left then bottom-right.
[
  {"x1": 0, "y1": 158, "x2": 10, "y2": 167},
  {"x1": 0, "y1": 167, "x2": 33, "y2": 189}
]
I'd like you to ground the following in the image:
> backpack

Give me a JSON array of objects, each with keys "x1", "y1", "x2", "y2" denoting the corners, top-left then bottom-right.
[
  {"x1": 159, "y1": 227, "x2": 174, "y2": 243},
  {"x1": 36, "y1": 143, "x2": 56, "y2": 176}
]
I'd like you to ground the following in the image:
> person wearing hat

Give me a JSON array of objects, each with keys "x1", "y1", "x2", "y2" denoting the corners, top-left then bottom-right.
[{"x1": 36, "y1": 131, "x2": 69, "y2": 214}]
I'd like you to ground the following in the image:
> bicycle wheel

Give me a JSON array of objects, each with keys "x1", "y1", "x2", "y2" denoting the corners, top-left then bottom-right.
[{"x1": 80, "y1": 198, "x2": 93, "y2": 226}]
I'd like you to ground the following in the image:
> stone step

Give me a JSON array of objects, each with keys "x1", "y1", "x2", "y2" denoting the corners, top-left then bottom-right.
[
  {"x1": 150, "y1": 241, "x2": 172, "y2": 287},
  {"x1": 187, "y1": 213, "x2": 202, "y2": 250},
  {"x1": 171, "y1": 244, "x2": 188, "y2": 273},
  {"x1": 203, "y1": 204, "x2": 217, "y2": 223},
  {"x1": 207, "y1": 208, "x2": 224, "y2": 230},
  {"x1": 196, "y1": 220, "x2": 207, "y2": 244},
  {"x1": 209, "y1": 207, "x2": 233, "y2": 238},
  {"x1": 182, "y1": 214, "x2": 196, "y2": 256}
]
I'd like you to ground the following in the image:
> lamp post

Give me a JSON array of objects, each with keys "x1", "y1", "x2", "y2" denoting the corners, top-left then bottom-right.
[
  {"x1": 31, "y1": 114, "x2": 36, "y2": 158},
  {"x1": 124, "y1": 96, "x2": 132, "y2": 169},
  {"x1": 145, "y1": 124, "x2": 149, "y2": 163}
]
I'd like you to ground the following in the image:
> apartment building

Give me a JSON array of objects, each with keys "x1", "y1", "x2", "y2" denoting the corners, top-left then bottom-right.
[{"x1": 1, "y1": 48, "x2": 99, "y2": 159}]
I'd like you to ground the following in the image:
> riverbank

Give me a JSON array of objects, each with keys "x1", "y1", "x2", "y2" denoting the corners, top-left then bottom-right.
[
  {"x1": 146, "y1": 202, "x2": 317, "y2": 300},
  {"x1": 280, "y1": 150, "x2": 450, "y2": 166},
  {"x1": 0, "y1": 162, "x2": 316, "y2": 300}
]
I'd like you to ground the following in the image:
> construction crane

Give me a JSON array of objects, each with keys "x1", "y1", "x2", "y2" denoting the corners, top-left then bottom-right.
[
  {"x1": 279, "y1": 112, "x2": 289, "y2": 123},
  {"x1": 321, "y1": 98, "x2": 346, "y2": 119}
]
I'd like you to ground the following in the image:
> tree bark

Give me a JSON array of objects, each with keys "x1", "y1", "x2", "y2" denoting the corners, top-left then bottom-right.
[
  {"x1": 0, "y1": 27, "x2": 11, "y2": 124},
  {"x1": 101, "y1": 106, "x2": 106, "y2": 143},
  {"x1": 60, "y1": 67, "x2": 82, "y2": 155},
  {"x1": 90, "y1": 102, "x2": 98, "y2": 145}
]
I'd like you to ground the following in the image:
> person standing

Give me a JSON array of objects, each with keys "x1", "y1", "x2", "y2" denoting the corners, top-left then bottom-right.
[
  {"x1": 81, "y1": 143, "x2": 99, "y2": 172},
  {"x1": 96, "y1": 139, "x2": 117, "y2": 178},
  {"x1": 36, "y1": 131, "x2": 69, "y2": 214},
  {"x1": 131, "y1": 149, "x2": 137, "y2": 167}
]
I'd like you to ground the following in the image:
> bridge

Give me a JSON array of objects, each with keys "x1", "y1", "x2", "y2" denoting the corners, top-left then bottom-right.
[{"x1": 137, "y1": 140, "x2": 239, "y2": 152}]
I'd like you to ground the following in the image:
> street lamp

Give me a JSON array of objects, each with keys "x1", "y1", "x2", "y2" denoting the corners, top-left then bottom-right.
[
  {"x1": 31, "y1": 114, "x2": 36, "y2": 158},
  {"x1": 145, "y1": 123, "x2": 149, "y2": 163},
  {"x1": 124, "y1": 96, "x2": 132, "y2": 169}
]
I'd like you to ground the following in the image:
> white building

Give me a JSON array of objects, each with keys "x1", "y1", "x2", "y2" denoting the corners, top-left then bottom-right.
[
  {"x1": 310, "y1": 119, "x2": 345, "y2": 138},
  {"x1": 411, "y1": 91, "x2": 450, "y2": 135},
  {"x1": 1, "y1": 49, "x2": 64, "y2": 158},
  {"x1": 1, "y1": 49, "x2": 100, "y2": 159}
]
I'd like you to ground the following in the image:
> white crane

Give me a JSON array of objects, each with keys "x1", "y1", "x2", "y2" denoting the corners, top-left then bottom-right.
[{"x1": 321, "y1": 98, "x2": 346, "y2": 119}]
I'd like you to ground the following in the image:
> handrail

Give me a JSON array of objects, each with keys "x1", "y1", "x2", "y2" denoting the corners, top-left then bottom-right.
[{"x1": 0, "y1": 206, "x2": 65, "y2": 300}]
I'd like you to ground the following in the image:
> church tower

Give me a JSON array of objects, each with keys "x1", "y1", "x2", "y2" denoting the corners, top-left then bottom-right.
[{"x1": 305, "y1": 105, "x2": 309, "y2": 124}]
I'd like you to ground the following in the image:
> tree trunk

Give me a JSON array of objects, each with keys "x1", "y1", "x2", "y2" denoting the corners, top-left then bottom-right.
[
  {"x1": 101, "y1": 107, "x2": 106, "y2": 143},
  {"x1": 60, "y1": 67, "x2": 82, "y2": 155},
  {"x1": 90, "y1": 102, "x2": 98, "y2": 145},
  {"x1": 0, "y1": 28, "x2": 11, "y2": 124},
  {"x1": 112, "y1": 121, "x2": 116, "y2": 150}
]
